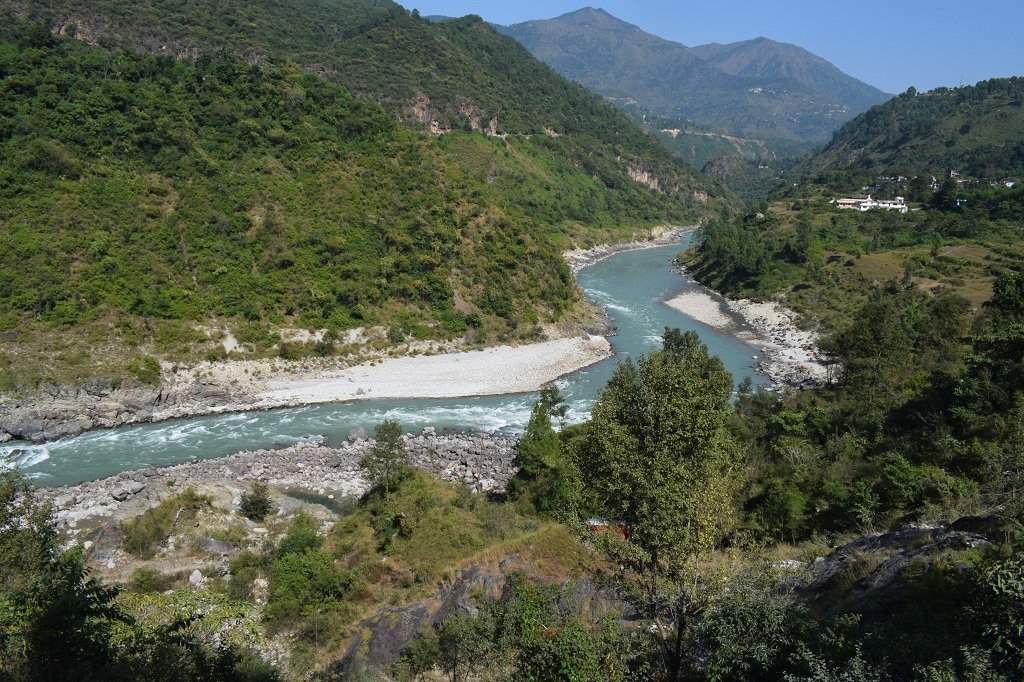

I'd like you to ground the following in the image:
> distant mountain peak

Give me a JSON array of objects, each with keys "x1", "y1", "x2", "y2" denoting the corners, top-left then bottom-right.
[
  {"x1": 545, "y1": 6, "x2": 647, "y2": 33},
  {"x1": 501, "y1": 8, "x2": 890, "y2": 145}
]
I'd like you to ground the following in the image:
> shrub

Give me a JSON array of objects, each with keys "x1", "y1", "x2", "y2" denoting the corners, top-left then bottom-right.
[
  {"x1": 228, "y1": 550, "x2": 272, "y2": 601},
  {"x1": 239, "y1": 482, "x2": 274, "y2": 522},
  {"x1": 126, "y1": 356, "x2": 161, "y2": 385},
  {"x1": 128, "y1": 567, "x2": 181, "y2": 593},
  {"x1": 277, "y1": 512, "x2": 323, "y2": 557},
  {"x1": 267, "y1": 550, "x2": 353, "y2": 626}
]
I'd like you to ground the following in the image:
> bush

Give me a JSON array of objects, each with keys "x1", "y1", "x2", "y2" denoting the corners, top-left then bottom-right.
[
  {"x1": 239, "y1": 482, "x2": 274, "y2": 522},
  {"x1": 128, "y1": 567, "x2": 181, "y2": 593},
  {"x1": 121, "y1": 488, "x2": 211, "y2": 558},
  {"x1": 126, "y1": 356, "x2": 161, "y2": 385},
  {"x1": 228, "y1": 550, "x2": 272, "y2": 601},
  {"x1": 277, "y1": 512, "x2": 323, "y2": 557},
  {"x1": 267, "y1": 550, "x2": 353, "y2": 626}
]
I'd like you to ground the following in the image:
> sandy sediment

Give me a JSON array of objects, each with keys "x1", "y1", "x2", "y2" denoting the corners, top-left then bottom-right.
[
  {"x1": 251, "y1": 336, "x2": 611, "y2": 407},
  {"x1": 663, "y1": 291, "x2": 735, "y2": 330},
  {"x1": 663, "y1": 288, "x2": 828, "y2": 389}
]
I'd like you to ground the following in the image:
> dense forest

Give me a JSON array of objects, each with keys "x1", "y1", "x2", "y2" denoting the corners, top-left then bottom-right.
[{"x1": 803, "y1": 78, "x2": 1024, "y2": 182}]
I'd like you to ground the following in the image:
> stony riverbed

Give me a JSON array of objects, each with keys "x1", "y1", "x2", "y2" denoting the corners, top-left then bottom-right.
[{"x1": 44, "y1": 430, "x2": 519, "y2": 530}]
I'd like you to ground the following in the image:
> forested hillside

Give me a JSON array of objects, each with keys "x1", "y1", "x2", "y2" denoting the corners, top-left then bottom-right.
[
  {"x1": 804, "y1": 78, "x2": 1024, "y2": 180},
  {"x1": 0, "y1": 5, "x2": 727, "y2": 388}
]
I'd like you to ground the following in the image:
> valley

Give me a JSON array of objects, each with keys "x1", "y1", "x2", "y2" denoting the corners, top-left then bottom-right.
[{"x1": 1, "y1": 1, "x2": 1023, "y2": 680}]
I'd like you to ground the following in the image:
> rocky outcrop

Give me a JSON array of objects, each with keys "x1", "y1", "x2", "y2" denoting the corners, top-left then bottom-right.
[
  {"x1": 562, "y1": 225, "x2": 695, "y2": 274},
  {"x1": 804, "y1": 521, "x2": 998, "y2": 622},
  {"x1": 333, "y1": 556, "x2": 630, "y2": 671},
  {"x1": 0, "y1": 376, "x2": 251, "y2": 443}
]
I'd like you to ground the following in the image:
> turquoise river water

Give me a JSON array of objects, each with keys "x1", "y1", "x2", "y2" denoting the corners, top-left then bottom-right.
[{"x1": 6, "y1": 237, "x2": 767, "y2": 487}]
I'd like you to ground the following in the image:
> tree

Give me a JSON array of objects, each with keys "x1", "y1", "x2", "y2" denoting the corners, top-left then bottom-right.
[
  {"x1": 238, "y1": 482, "x2": 274, "y2": 522},
  {"x1": 538, "y1": 384, "x2": 569, "y2": 427},
  {"x1": 570, "y1": 328, "x2": 738, "y2": 681},
  {"x1": 1, "y1": 471, "x2": 121, "y2": 679},
  {"x1": 359, "y1": 419, "x2": 409, "y2": 499},
  {"x1": 507, "y1": 399, "x2": 578, "y2": 515}
]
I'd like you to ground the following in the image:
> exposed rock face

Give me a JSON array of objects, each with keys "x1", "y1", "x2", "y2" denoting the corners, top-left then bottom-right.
[
  {"x1": 332, "y1": 556, "x2": 630, "y2": 671},
  {"x1": 805, "y1": 523, "x2": 995, "y2": 622},
  {"x1": 0, "y1": 377, "x2": 249, "y2": 443},
  {"x1": 562, "y1": 225, "x2": 695, "y2": 275}
]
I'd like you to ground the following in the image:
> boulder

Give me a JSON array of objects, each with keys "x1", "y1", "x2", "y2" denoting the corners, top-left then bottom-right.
[
  {"x1": 198, "y1": 537, "x2": 237, "y2": 556},
  {"x1": 110, "y1": 480, "x2": 146, "y2": 501},
  {"x1": 188, "y1": 569, "x2": 205, "y2": 589},
  {"x1": 949, "y1": 515, "x2": 1023, "y2": 544}
]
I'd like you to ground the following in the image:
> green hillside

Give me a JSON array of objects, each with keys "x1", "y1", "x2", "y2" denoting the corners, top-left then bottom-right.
[
  {"x1": 0, "y1": 7, "x2": 727, "y2": 387},
  {"x1": 804, "y1": 78, "x2": 1024, "y2": 180}
]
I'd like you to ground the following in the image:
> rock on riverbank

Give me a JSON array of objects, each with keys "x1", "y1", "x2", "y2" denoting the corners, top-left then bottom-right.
[
  {"x1": 1, "y1": 337, "x2": 609, "y2": 445},
  {"x1": 663, "y1": 270, "x2": 829, "y2": 389},
  {"x1": 0, "y1": 377, "x2": 250, "y2": 443}
]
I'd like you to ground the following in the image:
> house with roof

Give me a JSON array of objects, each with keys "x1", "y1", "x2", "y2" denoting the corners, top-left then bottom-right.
[{"x1": 831, "y1": 195, "x2": 908, "y2": 214}]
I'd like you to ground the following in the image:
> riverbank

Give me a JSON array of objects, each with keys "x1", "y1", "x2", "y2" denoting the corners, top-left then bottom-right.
[
  {"x1": 0, "y1": 335, "x2": 610, "y2": 445},
  {"x1": 563, "y1": 225, "x2": 696, "y2": 274},
  {"x1": 43, "y1": 431, "x2": 519, "y2": 531},
  {"x1": 253, "y1": 336, "x2": 610, "y2": 407},
  {"x1": 663, "y1": 288, "x2": 828, "y2": 388}
]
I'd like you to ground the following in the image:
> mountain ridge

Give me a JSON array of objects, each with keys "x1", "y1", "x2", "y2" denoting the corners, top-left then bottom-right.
[
  {"x1": 499, "y1": 7, "x2": 891, "y2": 147},
  {"x1": 800, "y1": 77, "x2": 1024, "y2": 180}
]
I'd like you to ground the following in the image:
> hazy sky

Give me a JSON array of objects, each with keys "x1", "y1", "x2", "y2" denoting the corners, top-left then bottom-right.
[{"x1": 400, "y1": 1, "x2": 1023, "y2": 95}]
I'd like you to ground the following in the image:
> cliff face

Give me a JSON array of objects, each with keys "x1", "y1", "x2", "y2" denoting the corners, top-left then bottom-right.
[
  {"x1": 0, "y1": 378, "x2": 231, "y2": 443},
  {"x1": 333, "y1": 558, "x2": 630, "y2": 671}
]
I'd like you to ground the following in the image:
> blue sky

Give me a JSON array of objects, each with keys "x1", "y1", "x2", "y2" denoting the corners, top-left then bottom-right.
[{"x1": 400, "y1": 1, "x2": 1023, "y2": 95}]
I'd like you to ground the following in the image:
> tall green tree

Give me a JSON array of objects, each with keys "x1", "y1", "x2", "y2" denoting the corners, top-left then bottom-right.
[
  {"x1": 1, "y1": 471, "x2": 121, "y2": 679},
  {"x1": 570, "y1": 328, "x2": 738, "y2": 681},
  {"x1": 359, "y1": 419, "x2": 409, "y2": 499},
  {"x1": 507, "y1": 398, "x2": 578, "y2": 515}
]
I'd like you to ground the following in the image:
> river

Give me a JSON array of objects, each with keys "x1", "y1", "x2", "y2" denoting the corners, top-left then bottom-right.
[{"x1": 9, "y1": 236, "x2": 766, "y2": 487}]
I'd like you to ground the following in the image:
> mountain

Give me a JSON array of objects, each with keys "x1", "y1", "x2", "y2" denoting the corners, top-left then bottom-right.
[
  {"x1": 690, "y1": 37, "x2": 887, "y2": 112},
  {"x1": 499, "y1": 8, "x2": 891, "y2": 149},
  {"x1": 802, "y1": 77, "x2": 1024, "y2": 179},
  {"x1": 0, "y1": 2, "x2": 729, "y2": 388}
]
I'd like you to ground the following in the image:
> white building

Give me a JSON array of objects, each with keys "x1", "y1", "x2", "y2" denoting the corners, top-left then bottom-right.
[{"x1": 832, "y1": 195, "x2": 908, "y2": 214}]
